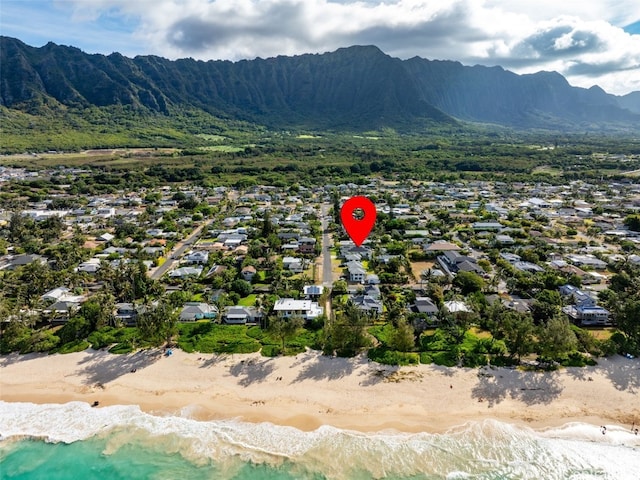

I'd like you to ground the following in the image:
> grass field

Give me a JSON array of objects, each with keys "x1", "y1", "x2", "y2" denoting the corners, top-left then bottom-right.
[
  {"x1": 197, "y1": 145, "x2": 245, "y2": 153},
  {"x1": 238, "y1": 294, "x2": 257, "y2": 306}
]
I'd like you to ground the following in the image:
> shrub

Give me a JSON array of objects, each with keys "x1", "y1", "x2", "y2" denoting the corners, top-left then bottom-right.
[
  {"x1": 88, "y1": 327, "x2": 117, "y2": 350},
  {"x1": 461, "y1": 353, "x2": 488, "y2": 368},
  {"x1": 430, "y1": 351, "x2": 458, "y2": 367},
  {"x1": 55, "y1": 340, "x2": 90, "y2": 354},
  {"x1": 21, "y1": 330, "x2": 60, "y2": 353},
  {"x1": 419, "y1": 352, "x2": 433, "y2": 364},
  {"x1": 597, "y1": 339, "x2": 618, "y2": 357},
  {"x1": 109, "y1": 343, "x2": 134, "y2": 354},
  {"x1": 261, "y1": 344, "x2": 281, "y2": 357},
  {"x1": 560, "y1": 352, "x2": 597, "y2": 367},
  {"x1": 246, "y1": 326, "x2": 266, "y2": 339},
  {"x1": 609, "y1": 331, "x2": 629, "y2": 353},
  {"x1": 490, "y1": 355, "x2": 519, "y2": 367},
  {"x1": 369, "y1": 324, "x2": 394, "y2": 345},
  {"x1": 368, "y1": 347, "x2": 419, "y2": 365}
]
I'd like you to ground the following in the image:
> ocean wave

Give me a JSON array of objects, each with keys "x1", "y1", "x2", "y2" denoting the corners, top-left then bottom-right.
[{"x1": 1, "y1": 401, "x2": 639, "y2": 479}]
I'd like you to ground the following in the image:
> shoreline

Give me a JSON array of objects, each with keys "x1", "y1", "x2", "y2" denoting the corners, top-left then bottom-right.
[{"x1": 1, "y1": 349, "x2": 639, "y2": 435}]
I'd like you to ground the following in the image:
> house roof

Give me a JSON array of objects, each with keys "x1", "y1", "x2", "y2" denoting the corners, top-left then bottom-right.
[
  {"x1": 444, "y1": 300, "x2": 470, "y2": 313},
  {"x1": 424, "y1": 241, "x2": 460, "y2": 251},
  {"x1": 413, "y1": 297, "x2": 438, "y2": 314},
  {"x1": 274, "y1": 299, "x2": 314, "y2": 311},
  {"x1": 303, "y1": 285, "x2": 324, "y2": 295}
]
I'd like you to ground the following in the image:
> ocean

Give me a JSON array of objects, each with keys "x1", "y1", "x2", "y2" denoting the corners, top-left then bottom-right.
[{"x1": 1, "y1": 401, "x2": 639, "y2": 479}]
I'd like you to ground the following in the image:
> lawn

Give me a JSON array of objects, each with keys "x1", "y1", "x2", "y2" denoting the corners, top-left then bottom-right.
[
  {"x1": 176, "y1": 323, "x2": 322, "y2": 356},
  {"x1": 238, "y1": 294, "x2": 257, "y2": 306},
  {"x1": 177, "y1": 323, "x2": 261, "y2": 354}
]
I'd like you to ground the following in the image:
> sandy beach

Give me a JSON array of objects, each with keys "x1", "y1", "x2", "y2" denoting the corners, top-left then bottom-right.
[{"x1": 1, "y1": 349, "x2": 639, "y2": 434}]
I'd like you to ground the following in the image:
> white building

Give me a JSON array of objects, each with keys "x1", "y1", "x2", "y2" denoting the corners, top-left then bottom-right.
[{"x1": 273, "y1": 298, "x2": 323, "y2": 320}]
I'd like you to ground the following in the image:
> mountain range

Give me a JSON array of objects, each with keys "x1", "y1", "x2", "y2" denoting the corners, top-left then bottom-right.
[{"x1": 1, "y1": 36, "x2": 639, "y2": 132}]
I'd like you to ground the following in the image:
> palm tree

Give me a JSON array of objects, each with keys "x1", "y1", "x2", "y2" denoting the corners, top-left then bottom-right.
[{"x1": 420, "y1": 269, "x2": 433, "y2": 291}]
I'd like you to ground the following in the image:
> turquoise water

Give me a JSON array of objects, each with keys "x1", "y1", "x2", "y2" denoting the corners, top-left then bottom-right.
[
  {"x1": 0, "y1": 437, "x2": 317, "y2": 480},
  {"x1": 1, "y1": 402, "x2": 639, "y2": 479}
]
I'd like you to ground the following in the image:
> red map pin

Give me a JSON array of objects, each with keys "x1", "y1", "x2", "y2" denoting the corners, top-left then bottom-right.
[{"x1": 340, "y1": 196, "x2": 376, "y2": 247}]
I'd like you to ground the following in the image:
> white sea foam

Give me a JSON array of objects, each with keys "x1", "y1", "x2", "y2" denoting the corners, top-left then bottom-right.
[{"x1": 1, "y1": 401, "x2": 640, "y2": 479}]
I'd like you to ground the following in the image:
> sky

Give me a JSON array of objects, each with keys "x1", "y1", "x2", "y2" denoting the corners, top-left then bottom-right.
[{"x1": 1, "y1": 0, "x2": 639, "y2": 95}]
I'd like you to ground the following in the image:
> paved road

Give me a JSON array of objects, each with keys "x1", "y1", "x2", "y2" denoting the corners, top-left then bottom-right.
[
  {"x1": 320, "y1": 203, "x2": 334, "y2": 287},
  {"x1": 319, "y1": 203, "x2": 335, "y2": 320},
  {"x1": 148, "y1": 218, "x2": 214, "y2": 280}
]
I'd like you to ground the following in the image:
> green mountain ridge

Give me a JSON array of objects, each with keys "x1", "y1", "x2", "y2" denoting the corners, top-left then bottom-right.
[{"x1": 1, "y1": 36, "x2": 639, "y2": 134}]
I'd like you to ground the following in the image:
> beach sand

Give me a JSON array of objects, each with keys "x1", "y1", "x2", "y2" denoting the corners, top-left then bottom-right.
[{"x1": 1, "y1": 349, "x2": 639, "y2": 433}]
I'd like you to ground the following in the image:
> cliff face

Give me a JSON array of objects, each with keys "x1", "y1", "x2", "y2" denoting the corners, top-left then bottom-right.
[{"x1": 2, "y1": 37, "x2": 638, "y2": 131}]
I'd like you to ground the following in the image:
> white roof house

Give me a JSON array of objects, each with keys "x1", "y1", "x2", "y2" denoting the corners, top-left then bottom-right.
[
  {"x1": 41, "y1": 287, "x2": 70, "y2": 302},
  {"x1": 169, "y1": 266, "x2": 203, "y2": 278},
  {"x1": 444, "y1": 300, "x2": 471, "y2": 313},
  {"x1": 77, "y1": 258, "x2": 101, "y2": 273},
  {"x1": 273, "y1": 298, "x2": 323, "y2": 320}
]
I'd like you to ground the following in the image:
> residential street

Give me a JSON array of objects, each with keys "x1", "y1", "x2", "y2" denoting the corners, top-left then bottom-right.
[
  {"x1": 320, "y1": 203, "x2": 334, "y2": 320},
  {"x1": 148, "y1": 218, "x2": 214, "y2": 280},
  {"x1": 320, "y1": 203, "x2": 334, "y2": 287}
]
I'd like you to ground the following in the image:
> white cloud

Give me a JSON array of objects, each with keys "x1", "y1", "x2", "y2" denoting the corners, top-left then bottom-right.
[{"x1": 61, "y1": 0, "x2": 640, "y2": 94}]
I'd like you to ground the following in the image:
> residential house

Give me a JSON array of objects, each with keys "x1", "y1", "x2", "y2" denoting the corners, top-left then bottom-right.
[
  {"x1": 168, "y1": 266, "x2": 203, "y2": 278},
  {"x1": 349, "y1": 292, "x2": 383, "y2": 315},
  {"x1": 365, "y1": 273, "x2": 380, "y2": 284},
  {"x1": 141, "y1": 246, "x2": 164, "y2": 258},
  {"x1": 303, "y1": 285, "x2": 324, "y2": 299},
  {"x1": 472, "y1": 221, "x2": 503, "y2": 231},
  {"x1": 340, "y1": 244, "x2": 373, "y2": 260},
  {"x1": 43, "y1": 300, "x2": 81, "y2": 322},
  {"x1": 77, "y1": 258, "x2": 101, "y2": 273},
  {"x1": 179, "y1": 302, "x2": 218, "y2": 321},
  {"x1": 41, "y1": 287, "x2": 71, "y2": 303},
  {"x1": 559, "y1": 284, "x2": 597, "y2": 307},
  {"x1": 410, "y1": 297, "x2": 439, "y2": 317},
  {"x1": 96, "y1": 232, "x2": 115, "y2": 242},
  {"x1": 297, "y1": 237, "x2": 317, "y2": 254},
  {"x1": 565, "y1": 254, "x2": 608, "y2": 270},
  {"x1": 495, "y1": 234, "x2": 515, "y2": 246},
  {"x1": 423, "y1": 240, "x2": 461, "y2": 253},
  {"x1": 223, "y1": 306, "x2": 263, "y2": 324},
  {"x1": 184, "y1": 251, "x2": 209, "y2": 265},
  {"x1": 281, "y1": 240, "x2": 299, "y2": 252},
  {"x1": 0, "y1": 254, "x2": 47, "y2": 271},
  {"x1": 346, "y1": 260, "x2": 366, "y2": 283},
  {"x1": 273, "y1": 298, "x2": 324, "y2": 321},
  {"x1": 283, "y1": 256, "x2": 304, "y2": 273},
  {"x1": 437, "y1": 251, "x2": 484, "y2": 277},
  {"x1": 512, "y1": 261, "x2": 545, "y2": 274},
  {"x1": 278, "y1": 232, "x2": 300, "y2": 242},
  {"x1": 114, "y1": 302, "x2": 138, "y2": 326},
  {"x1": 563, "y1": 305, "x2": 611, "y2": 326},
  {"x1": 241, "y1": 265, "x2": 257, "y2": 282},
  {"x1": 443, "y1": 300, "x2": 471, "y2": 313}
]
